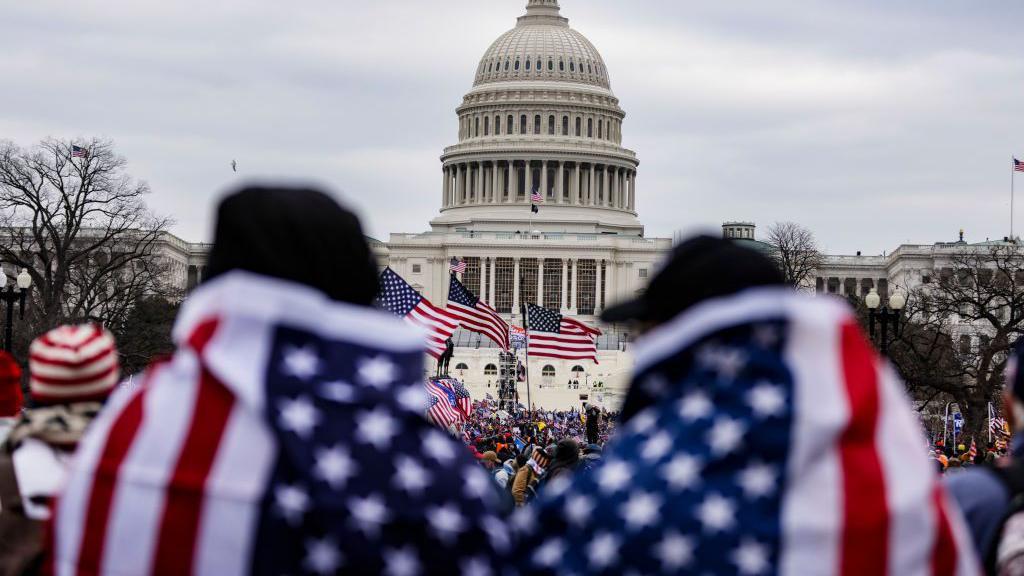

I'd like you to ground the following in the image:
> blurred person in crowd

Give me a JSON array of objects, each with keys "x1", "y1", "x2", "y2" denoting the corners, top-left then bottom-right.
[
  {"x1": 947, "y1": 341, "x2": 1024, "y2": 573},
  {"x1": 0, "y1": 352, "x2": 24, "y2": 445},
  {"x1": 0, "y1": 325, "x2": 119, "y2": 575},
  {"x1": 49, "y1": 186, "x2": 508, "y2": 575},
  {"x1": 513, "y1": 235, "x2": 978, "y2": 575}
]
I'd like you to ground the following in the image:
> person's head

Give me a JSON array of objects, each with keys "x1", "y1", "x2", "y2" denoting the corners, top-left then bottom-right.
[
  {"x1": 947, "y1": 458, "x2": 961, "y2": 468},
  {"x1": 29, "y1": 324, "x2": 119, "y2": 406},
  {"x1": 1005, "y1": 340, "x2": 1024, "y2": 434},
  {"x1": 0, "y1": 351, "x2": 23, "y2": 418},
  {"x1": 601, "y1": 235, "x2": 785, "y2": 330},
  {"x1": 205, "y1": 185, "x2": 378, "y2": 305},
  {"x1": 553, "y1": 439, "x2": 580, "y2": 464},
  {"x1": 481, "y1": 451, "x2": 500, "y2": 470}
]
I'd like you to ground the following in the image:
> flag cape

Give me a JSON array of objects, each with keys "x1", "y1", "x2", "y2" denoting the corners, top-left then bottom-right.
[{"x1": 52, "y1": 272, "x2": 508, "y2": 574}]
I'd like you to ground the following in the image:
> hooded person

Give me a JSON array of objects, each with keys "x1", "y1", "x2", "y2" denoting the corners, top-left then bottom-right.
[
  {"x1": 542, "y1": 439, "x2": 580, "y2": 486},
  {"x1": 512, "y1": 235, "x2": 979, "y2": 575},
  {"x1": 0, "y1": 324, "x2": 119, "y2": 575},
  {"x1": 50, "y1": 186, "x2": 508, "y2": 575}
]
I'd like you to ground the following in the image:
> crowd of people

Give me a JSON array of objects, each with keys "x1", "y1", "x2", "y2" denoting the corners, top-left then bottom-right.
[{"x1": 0, "y1": 184, "x2": 1023, "y2": 573}]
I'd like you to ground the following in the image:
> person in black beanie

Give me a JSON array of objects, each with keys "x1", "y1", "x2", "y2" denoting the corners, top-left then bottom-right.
[{"x1": 204, "y1": 185, "x2": 379, "y2": 304}]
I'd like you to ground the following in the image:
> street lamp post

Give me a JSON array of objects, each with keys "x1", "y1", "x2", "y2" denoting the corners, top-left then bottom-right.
[
  {"x1": 865, "y1": 287, "x2": 906, "y2": 355},
  {"x1": 0, "y1": 268, "x2": 33, "y2": 352}
]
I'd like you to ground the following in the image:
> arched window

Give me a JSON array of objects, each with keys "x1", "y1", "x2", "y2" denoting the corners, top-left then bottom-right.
[
  {"x1": 488, "y1": 62, "x2": 492, "y2": 73},
  {"x1": 474, "y1": 117, "x2": 479, "y2": 137},
  {"x1": 598, "y1": 120, "x2": 602, "y2": 139},
  {"x1": 495, "y1": 115, "x2": 501, "y2": 135},
  {"x1": 534, "y1": 115, "x2": 541, "y2": 134},
  {"x1": 588, "y1": 63, "x2": 593, "y2": 74},
  {"x1": 587, "y1": 118, "x2": 593, "y2": 138},
  {"x1": 455, "y1": 363, "x2": 469, "y2": 371},
  {"x1": 571, "y1": 365, "x2": 585, "y2": 374},
  {"x1": 484, "y1": 364, "x2": 497, "y2": 376},
  {"x1": 484, "y1": 116, "x2": 490, "y2": 136},
  {"x1": 507, "y1": 115, "x2": 514, "y2": 134},
  {"x1": 548, "y1": 115, "x2": 555, "y2": 135},
  {"x1": 536, "y1": 59, "x2": 541, "y2": 70},
  {"x1": 525, "y1": 58, "x2": 531, "y2": 70},
  {"x1": 520, "y1": 115, "x2": 527, "y2": 134},
  {"x1": 548, "y1": 59, "x2": 553, "y2": 71},
  {"x1": 541, "y1": 365, "x2": 556, "y2": 377},
  {"x1": 514, "y1": 59, "x2": 520, "y2": 71},
  {"x1": 562, "y1": 116, "x2": 569, "y2": 135},
  {"x1": 575, "y1": 117, "x2": 581, "y2": 136},
  {"x1": 559, "y1": 60, "x2": 565, "y2": 71},
  {"x1": 505, "y1": 59, "x2": 510, "y2": 71},
  {"x1": 570, "y1": 60, "x2": 576, "y2": 72}
]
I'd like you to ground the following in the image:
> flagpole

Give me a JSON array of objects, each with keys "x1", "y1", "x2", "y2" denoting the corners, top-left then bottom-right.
[
  {"x1": 521, "y1": 301, "x2": 532, "y2": 417},
  {"x1": 1013, "y1": 156, "x2": 1016, "y2": 241}
]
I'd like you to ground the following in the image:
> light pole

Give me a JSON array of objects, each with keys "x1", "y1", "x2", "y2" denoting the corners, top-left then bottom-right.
[
  {"x1": 0, "y1": 268, "x2": 32, "y2": 352},
  {"x1": 865, "y1": 287, "x2": 906, "y2": 355}
]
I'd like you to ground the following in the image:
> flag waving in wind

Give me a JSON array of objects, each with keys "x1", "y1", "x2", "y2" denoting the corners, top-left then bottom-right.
[
  {"x1": 531, "y1": 185, "x2": 542, "y2": 214},
  {"x1": 447, "y1": 274, "x2": 510, "y2": 350},
  {"x1": 526, "y1": 303, "x2": 601, "y2": 363},
  {"x1": 376, "y1": 267, "x2": 459, "y2": 359},
  {"x1": 450, "y1": 257, "x2": 467, "y2": 274},
  {"x1": 1015, "y1": 157, "x2": 1024, "y2": 172}
]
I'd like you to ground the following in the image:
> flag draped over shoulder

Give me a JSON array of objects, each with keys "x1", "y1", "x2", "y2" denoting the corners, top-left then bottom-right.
[
  {"x1": 514, "y1": 288, "x2": 979, "y2": 576},
  {"x1": 526, "y1": 303, "x2": 601, "y2": 363},
  {"x1": 447, "y1": 274, "x2": 510, "y2": 350},
  {"x1": 375, "y1": 267, "x2": 459, "y2": 359},
  {"x1": 51, "y1": 271, "x2": 508, "y2": 575}
]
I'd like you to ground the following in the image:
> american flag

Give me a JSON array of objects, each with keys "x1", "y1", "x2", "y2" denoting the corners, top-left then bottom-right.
[
  {"x1": 1015, "y1": 157, "x2": 1024, "y2": 172},
  {"x1": 425, "y1": 377, "x2": 472, "y2": 429},
  {"x1": 530, "y1": 185, "x2": 543, "y2": 204},
  {"x1": 526, "y1": 303, "x2": 601, "y2": 363},
  {"x1": 447, "y1": 274, "x2": 510, "y2": 350},
  {"x1": 50, "y1": 271, "x2": 508, "y2": 574},
  {"x1": 514, "y1": 289, "x2": 978, "y2": 575},
  {"x1": 376, "y1": 267, "x2": 459, "y2": 359},
  {"x1": 71, "y1": 145, "x2": 89, "y2": 158},
  {"x1": 449, "y1": 257, "x2": 467, "y2": 274}
]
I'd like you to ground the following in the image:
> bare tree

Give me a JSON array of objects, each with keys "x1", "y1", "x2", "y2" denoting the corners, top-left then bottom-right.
[
  {"x1": 886, "y1": 244, "x2": 1024, "y2": 442},
  {"x1": 764, "y1": 222, "x2": 823, "y2": 288},
  {"x1": 0, "y1": 138, "x2": 173, "y2": 350}
]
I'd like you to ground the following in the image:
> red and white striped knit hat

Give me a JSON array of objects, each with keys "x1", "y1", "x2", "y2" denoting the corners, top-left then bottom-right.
[{"x1": 29, "y1": 324, "x2": 120, "y2": 405}]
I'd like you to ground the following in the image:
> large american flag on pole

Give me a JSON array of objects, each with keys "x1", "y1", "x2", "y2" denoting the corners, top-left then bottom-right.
[
  {"x1": 425, "y1": 377, "x2": 472, "y2": 430},
  {"x1": 50, "y1": 271, "x2": 509, "y2": 575},
  {"x1": 514, "y1": 289, "x2": 978, "y2": 576},
  {"x1": 447, "y1": 274, "x2": 510, "y2": 350},
  {"x1": 375, "y1": 267, "x2": 459, "y2": 359},
  {"x1": 1015, "y1": 157, "x2": 1024, "y2": 172},
  {"x1": 526, "y1": 303, "x2": 601, "y2": 363}
]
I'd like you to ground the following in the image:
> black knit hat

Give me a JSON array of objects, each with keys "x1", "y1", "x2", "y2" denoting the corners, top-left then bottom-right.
[
  {"x1": 205, "y1": 185, "x2": 379, "y2": 305},
  {"x1": 601, "y1": 235, "x2": 784, "y2": 324}
]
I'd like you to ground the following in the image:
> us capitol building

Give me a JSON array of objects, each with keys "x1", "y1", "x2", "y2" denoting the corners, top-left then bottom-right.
[{"x1": 143, "y1": 0, "x2": 1007, "y2": 409}]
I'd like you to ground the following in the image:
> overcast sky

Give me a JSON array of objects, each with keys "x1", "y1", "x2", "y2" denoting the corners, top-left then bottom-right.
[{"x1": 1, "y1": 0, "x2": 1022, "y2": 255}]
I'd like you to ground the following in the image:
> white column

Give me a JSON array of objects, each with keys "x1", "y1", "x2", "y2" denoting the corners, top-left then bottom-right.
[
  {"x1": 455, "y1": 164, "x2": 464, "y2": 205},
  {"x1": 492, "y1": 162, "x2": 501, "y2": 203},
  {"x1": 510, "y1": 162, "x2": 518, "y2": 202},
  {"x1": 476, "y1": 163, "x2": 484, "y2": 204},
  {"x1": 602, "y1": 166, "x2": 610, "y2": 206},
  {"x1": 560, "y1": 258, "x2": 568, "y2": 312},
  {"x1": 630, "y1": 170, "x2": 637, "y2": 211},
  {"x1": 479, "y1": 257, "x2": 486, "y2": 296},
  {"x1": 537, "y1": 259, "x2": 544, "y2": 306},
  {"x1": 512, "y1": 257, "x2": 520, "y2": 314},
  {"x1": 570, "y1": 259, "x2": 578, "y2": 314},
  {"x1": 442, "y1": 167, "x2": 449, "y2": 207},
  {"x1": 588, "y1": 165, "x2": 596, "y2": 205},
  {"x1": 556, "y1": 161, "x2": 564, "y2": 204},
  {"x1": 525, "y1": 160, "x2": 533, "y2": 201},
  {"x1": 606, "y1": 259, "x2": 617, "y2": 308},
  {"x1": 540, "y1": 160, "x2": 548, "y2": 201},
  {"x1": 488, "y1": 257, "x2": 497, "y2": 304},
  {"x1": 594, "y1": 259, "x2": 604, "y2": 314},
  {"x1": 573, "y1": 163, "x2": 581, "y2": 204}
]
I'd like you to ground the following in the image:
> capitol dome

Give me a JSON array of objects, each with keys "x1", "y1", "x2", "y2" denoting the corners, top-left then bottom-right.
[{"x1": 433, "y1": 0, "x2": 642, "y2": 236}]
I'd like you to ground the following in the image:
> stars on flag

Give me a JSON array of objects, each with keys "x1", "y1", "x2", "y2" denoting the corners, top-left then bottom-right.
[
  {"x1": 304, "y1": 537, "x2": 343, "y2": 575},
  {"x1": 283, "y1": 345, "x2": 320, "y2": 379},
  {"x1": 355, "y1": 407, "x2": 399, "y2": 449},
  {"x1": 279, "y1": 395, "x2": 320, "y2": 438},
  {"x1": 358, "y1": 355, "x2": 397, "y2": 389},
  {"x1": 275, "y1": 483, "x2": 310, "y2": 525},
  {"x1": 313, "y1": 444, "x2": 358, "y2": 489}
]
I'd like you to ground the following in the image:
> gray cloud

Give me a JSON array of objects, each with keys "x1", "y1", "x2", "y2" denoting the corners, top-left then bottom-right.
[{"x1": 1, "y1": 0, "x2": 1021, "y2": 254}]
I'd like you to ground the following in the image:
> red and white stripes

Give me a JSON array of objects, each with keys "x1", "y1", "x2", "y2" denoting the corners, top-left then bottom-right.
[
  {"x1": 528, "y1": 317, "x2": 601, "y2": 362},
  {"x1": 29, "y1": 324, "x2": 119, "y2": 404},
  {"x1": 448, "y1": 298, "x2": 510, "y2": 351},
  {"x1": 51, "y1": 317, "x2": 276, "y2": 576},
  {"x1": 406, "y1": 300, "x2": 460, "y2": 359}
]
